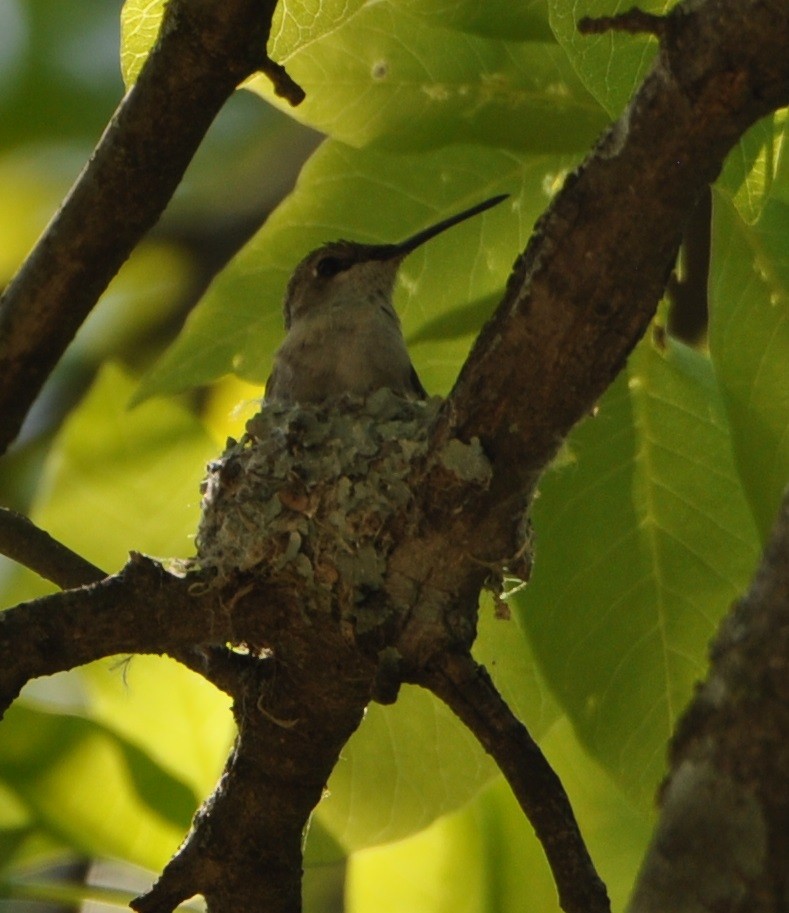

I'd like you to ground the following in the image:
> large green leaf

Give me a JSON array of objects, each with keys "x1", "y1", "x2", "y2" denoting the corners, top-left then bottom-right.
[
  {"x1": 717, "y1": 112, "x2": 789, "y2": 225},
  {"x1": 346, "y1": 718, "x2": 652, "y2": 913},
  {"x1": 136, "y1": 139, "x2": 576, "y2": 400},
  {"x1": 0, "y1": 703, "x2": 195, "y2": 871},
  {"x1": 0, "y1": 368, "x2": 232, "y2": 872},
  {"x1": 34, "y1": 364, "x2": 216, "y2": 570},
  {"x1": 708, "y1": 193, "x2": 789, "y2": 539},
  {"x1": 121, "y1": 0, "x2": 604, "y2": 150},
  {"x1": 312, "y1": 602, "x2": 559, "y2": 854},
  {"x1": 253, "y1": 0, "x2": 605, "y2": 151},
  {"x1": 517, "y1": 333, "x2": 760, "y2": 804},
  {"x1": 549, "y1": 0, "x2": 668, "y2": 118},
  {"x1": 79, "y1": 656, "x2": 234, "y2": 802}
]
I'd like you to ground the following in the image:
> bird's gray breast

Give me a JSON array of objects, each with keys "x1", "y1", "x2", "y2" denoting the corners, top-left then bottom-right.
[{"x1": 267, "y1": 299, "x2": 415, "y2": 403}]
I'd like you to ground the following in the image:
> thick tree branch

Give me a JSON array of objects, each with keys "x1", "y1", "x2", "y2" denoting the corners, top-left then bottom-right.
[
  {"x1": 0, "y1": 554, "x2": 231, "y2": 717},
  {"x1": 133, "y1": 626, "x2": 373, "y2": 913},
  {"x1": 0, "y1": 0, "x2": 303, "y2": 456},
  {"x1": 627, "y1": 488, "x2": 789, "y2": 912},
  {"x1": 418, "y1": 0, "x2": 789, "y2": 565},
  {"x1": 578, "y1": 8, "x2": 666, "y2": 37},
  {"x1": 0, "y1": 509, "x2": 252, "y2": 698},
  {"x1": 416, "y1": 652, "x2": 610, "y2": 913}
]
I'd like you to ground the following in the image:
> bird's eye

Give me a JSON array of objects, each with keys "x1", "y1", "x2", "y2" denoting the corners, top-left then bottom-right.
[{"x1": 315, "y1": 256, "x2": 345, "y2": 279}]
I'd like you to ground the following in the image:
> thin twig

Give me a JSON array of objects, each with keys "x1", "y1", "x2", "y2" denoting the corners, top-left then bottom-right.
[
  {"x1": 0, "y1": 507, "x2": 256, "y2": 698},
  {"x1": 578, "y1": 8, "x2": 666, "y2": 37},
  {"x1": 416, "y1": 652, "x2": 610, "y2": 913},
  {"x1": 0, "y1": 506, "x2": 105, "y2": 587}
]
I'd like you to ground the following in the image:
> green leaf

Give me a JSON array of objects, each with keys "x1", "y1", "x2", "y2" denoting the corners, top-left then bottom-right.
[
  {"x1": 517, "y1": 333, "x2": 760, "y2": 804},
  {"x1": 253, "y1": 0, "x2": 605, "y2": 151},
  {"x1": 1, "y1": 363, "x2": 217, "y2": 612},
  {"x1": 709, "y1": 193, "x2": 789, "y2": 539},
  {"x1": 0, "y1": 367, "x2": 233, "y2": 870},
  {"x1": 0, "y1": 783, "x2": 69, "y2": 876},
  {"x1": 395, "y1": 0, "x2": 554, "y2": 41},
  {"x1": 346, "y1": 718, "x2": 652, "y2": 913},
  {"x1": 0, "y1": 703, "x2": 196, "y2": 870},
  {"x1": 549, "y1": 0, "x2": 668, "y2": 117},
  {"x1": 120, "y1": 0, "x2": 165, "y2": 87},
  {"x1": 311, "y1": 603, "x2": 558, "y2": 853},
  {"x1": 270, "y1": 0, "x2": 368, "y2": 60},
  {"x1": 137, "y1": 139, "x2": 575, "y2": 400},
  {"x1": 0, "y1": 876, "x2": 137, "y2": 911},
  {"x1": 78, "y1": 655, "x2": 234, "y2": 802},
  {"x1": 717, "y1": 111, "x2": 789, "y2": 225},
  {"x1": 35, "y1": 363, "x2": 216, "y2": 571}
]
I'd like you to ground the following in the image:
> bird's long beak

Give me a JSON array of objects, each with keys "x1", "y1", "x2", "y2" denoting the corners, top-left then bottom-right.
[{"x1": 371, "y1": 194, "x2": 509, "y2": 261}]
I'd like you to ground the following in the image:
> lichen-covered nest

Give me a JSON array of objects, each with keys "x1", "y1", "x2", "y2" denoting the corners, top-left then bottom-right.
[{"x1": 196, "y1": 390, "x2": 452, "y2": 611}]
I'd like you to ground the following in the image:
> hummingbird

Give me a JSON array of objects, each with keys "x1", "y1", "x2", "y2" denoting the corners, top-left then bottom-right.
[{"x1": 265, "y1": 194, "x2": 508, "y2": 404}]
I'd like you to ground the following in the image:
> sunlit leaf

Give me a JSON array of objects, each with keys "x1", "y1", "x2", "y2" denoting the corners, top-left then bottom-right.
[
  {"x1": 517, "y1": 334, "x2": 760, "y2": 803},
  {"x1": 312, "y1": 604, "x2": 558, "y2": 853},
  {"x1": 79, "y1": 656, "x2": 233, "y2": 802},
  {"x1": 346, "y1": 718, "x2": 652, "y2": 913},
  {"x1": 717, "y1": 111, "x2": 789, "y2": 225},
  {"x1": 0, "y1": 704, "x2": 195, "y2": 870},
  {"x1": 120, "y1": 0, "x2": 165, "y2": 87},
  {"x1": 253, "y1": 0, "x2": 604, "y2": 151},
  {"x1": 1, "y1": 367, "x2": 233, "y2": 871},
  {"x1": 709, "y1": 193, "x2": 789, "y2": 539},
  {"x1": 271, "y1": 0, "x2": 367, "y2": 60},
  {"x1": 549, "y1": 0, "x2": 667, "y2": 117},
  {"x1": 34, "y1": 364, "x2": 215, "y2": 571}
]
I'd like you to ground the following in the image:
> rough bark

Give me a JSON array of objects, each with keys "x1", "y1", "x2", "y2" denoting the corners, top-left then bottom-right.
[
  {"x1": 0, "y1": 0, "x2": 788, "y2": 911},
  {"x1": 627, "y1": 488, "x2": 789, "y2": 913}
]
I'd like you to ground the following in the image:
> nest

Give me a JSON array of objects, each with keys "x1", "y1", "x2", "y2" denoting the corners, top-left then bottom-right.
[{"x1": 196, "y1": 390, "x2": 445, "y2": 613}]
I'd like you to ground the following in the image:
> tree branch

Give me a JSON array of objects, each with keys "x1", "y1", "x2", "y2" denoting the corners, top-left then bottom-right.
[
  {"x1": 578, "y1": 8, "x2": 667, "y2": 38},
  {"x1": 0, "y1": 0, "x2": 303, "y2": 456},
  {"x1": 0, "y1": 508, "x2": 261, "y2": 698},
  {"x1": 132, "y1": 573, "x2": 377, "y2": 913},
  {"x1": 0, "y1": 506, "x2": 105, "y2": 588},
  {"x1": 627, "y1": 487, "x2": 789, "y2": 912},
  {"x1": 0, "y1": 554, "x2": 231, "y2": 717},
  {"x1": 416, "y1": 652, "x2": 610, "y2": 913},
  {"x1": 418, "y1": 0, "x2": 789, "y2": 564}
]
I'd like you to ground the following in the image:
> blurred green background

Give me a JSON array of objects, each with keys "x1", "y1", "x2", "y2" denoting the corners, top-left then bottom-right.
[{"x1": 1, "y1": 1, "x2": 788, "y2": 912}]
